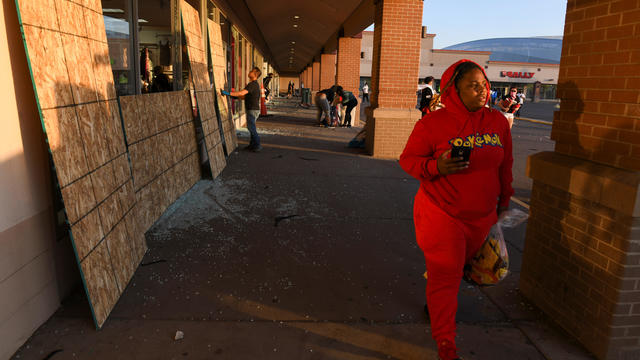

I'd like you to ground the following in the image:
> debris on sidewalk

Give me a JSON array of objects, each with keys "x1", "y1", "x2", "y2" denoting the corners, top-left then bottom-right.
[
  {"x1": 274, "y1": 214, "x2": 298, "y2": 227},
  {"x1": 141, "y1": 259, "x2": 167, "y2": 267},
  {"x1": 174, "y1": 330, "x2": 184, "y2": 341}
]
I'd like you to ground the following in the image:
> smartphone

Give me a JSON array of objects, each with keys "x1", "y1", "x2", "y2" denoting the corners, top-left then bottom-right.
[{"x1": 451, "y1": 145, "x2": 471, "y2": 162}]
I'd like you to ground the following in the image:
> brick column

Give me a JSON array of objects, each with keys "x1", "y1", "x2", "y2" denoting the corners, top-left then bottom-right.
[
  {"x1": 305, "y1": 66, "x2": 312, "y2": 89},
  {"x1": 365, "y1": 0, "x2": 423, "y2": 158},
  {"x1": 522, "y1": 1, "x2": 640, "y2": 359},
  {"x1": 336, "y1": 37, "x2": 361, "y2": 126},
  {"x1": 320, "y1": 53, "x2": 336, "y2": 90},
  {"x1": 312, "y1": 61, "x2": 320, "y2": 91}
]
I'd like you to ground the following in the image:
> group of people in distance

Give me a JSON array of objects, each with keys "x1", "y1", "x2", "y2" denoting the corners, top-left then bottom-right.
[
  {"x1": 314, "y1": 85, "x2": 358, "y2": 128},
  {"x1": 420, "y1": 76, "x2": 526, "y2": 128}
]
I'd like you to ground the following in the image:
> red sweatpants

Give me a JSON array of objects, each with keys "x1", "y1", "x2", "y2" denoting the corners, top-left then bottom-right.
[{"x1": 413, "y1": 189, "x2": 496, "y2": 343}]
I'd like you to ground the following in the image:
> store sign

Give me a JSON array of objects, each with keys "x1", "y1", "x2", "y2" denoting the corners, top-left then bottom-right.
[{"x1": 500, "y1": 71, "x2": 535, "y2": 78}]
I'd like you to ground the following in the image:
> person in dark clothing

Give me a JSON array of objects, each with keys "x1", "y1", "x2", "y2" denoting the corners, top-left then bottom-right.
[
  {"x1": 226, "y1": 67, "x2": 263, "y2": 152},
  {"x1": 150, "y1": 66, "x2": 171, "y2": 92},
  {"x1": 263, "y1": 73, "x2": 273, "y2": 99},
  {"x1": 420, "y1": 76, "x2": 435, "y2": 116},
  {"x1": 315, "y1": 86, "x2": 337, "y2": 127},
  {"x1": 335, "y1": 86, "x2": 358, "y2": 127}
]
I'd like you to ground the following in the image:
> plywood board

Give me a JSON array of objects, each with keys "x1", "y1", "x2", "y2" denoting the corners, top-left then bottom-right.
[
  {"x1": 208, "y1": 19, "x2": 238, "y2": 154},
  {"x1": 15, "y1": 0, "x2": 147, "y2": 329},
  {"x1": 119, "y1": 91, "x2": 201, "y2": 233},
  {"x1": 180, "y1": 1, "x2": 227, "y2": 178}
]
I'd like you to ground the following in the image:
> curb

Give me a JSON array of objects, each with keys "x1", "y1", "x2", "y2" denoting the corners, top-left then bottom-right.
[{"x1": 516, "y1": 117, "x2": 553, "y2": 126}]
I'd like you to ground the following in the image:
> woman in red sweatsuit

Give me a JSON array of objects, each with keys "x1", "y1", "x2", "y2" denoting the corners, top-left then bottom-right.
[{"x1": 399, "y1": 59, "x2": 513, "y2": 360}]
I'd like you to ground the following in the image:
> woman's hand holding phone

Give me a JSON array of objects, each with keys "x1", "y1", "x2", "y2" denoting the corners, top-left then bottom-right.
[{"x1": 436, "y1": 149, "x2": 469, "y2": 175}]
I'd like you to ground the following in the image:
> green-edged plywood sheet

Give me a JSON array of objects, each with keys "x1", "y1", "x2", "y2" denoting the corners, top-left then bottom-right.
[
  {"x1": 180, "y1": 0, "x2": 226, "y2": 178},
  {"x1": 15, "y1": 0, "x2": 147, "y2": 328},
  {"x1": 207, "y1": 19, "x2": 238, "y2": 155}
]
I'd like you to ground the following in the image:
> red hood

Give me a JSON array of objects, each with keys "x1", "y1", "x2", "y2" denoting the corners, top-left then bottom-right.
[{"x1": 439, "y1": 59, "x2": 491, "y2": 113}]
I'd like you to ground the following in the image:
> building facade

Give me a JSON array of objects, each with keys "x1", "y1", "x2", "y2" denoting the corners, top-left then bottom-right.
[
  {"x1": 360, "y1": 30, "x2": 560, "y2": 100},
  {"x1": 0, "y1": 0, "x2": 277, "y2": 358}
]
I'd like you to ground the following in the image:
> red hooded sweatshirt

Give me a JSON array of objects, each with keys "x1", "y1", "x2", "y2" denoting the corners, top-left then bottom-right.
[{"x1": 399, "y1": 60, "x2": 513, "y2": 220}]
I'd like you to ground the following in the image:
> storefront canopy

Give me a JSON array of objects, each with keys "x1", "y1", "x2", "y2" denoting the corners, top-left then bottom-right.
[{"x1": 213, "y1": 0, "x2": 374, "y2": 75}]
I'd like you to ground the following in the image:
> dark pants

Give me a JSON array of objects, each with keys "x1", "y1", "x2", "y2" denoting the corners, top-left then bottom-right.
[{"x1": 343, "y1": 98, "x2": 358, "y2": 127}]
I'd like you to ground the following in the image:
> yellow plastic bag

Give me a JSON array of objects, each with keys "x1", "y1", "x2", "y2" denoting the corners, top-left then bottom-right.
[{"x1": 463, "y1": 223, "x2": 509, "y2": 286}]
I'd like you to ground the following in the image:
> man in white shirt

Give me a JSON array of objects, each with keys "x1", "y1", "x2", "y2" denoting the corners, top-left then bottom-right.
[{"x1": 362, "y1": 82, "x2": 369, "y2": 103}]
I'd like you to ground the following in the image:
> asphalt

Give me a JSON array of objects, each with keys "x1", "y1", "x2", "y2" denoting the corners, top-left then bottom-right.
[{"x1": 11, "y1": 98, "x2": 595, "y2": 360}]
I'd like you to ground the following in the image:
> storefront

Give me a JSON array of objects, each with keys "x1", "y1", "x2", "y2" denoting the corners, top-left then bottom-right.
[
  {"x1": 484, "y1": 61, "x2": 558, "y2": 99},
  {"x1": 360, "y1": 31, "x2": 560, "y2": 100},
  {"x1": 101, "y1": 0, "x2": 274, "y2": 123}
]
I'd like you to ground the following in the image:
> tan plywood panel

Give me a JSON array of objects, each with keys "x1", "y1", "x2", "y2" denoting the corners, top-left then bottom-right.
[
  {"x1": 98, "y1": 191, "x2": 124, "y2": 235},
  {"x1": 125, "y1": 206, "x2": 147, "y2": 261},
  {"x1": 90, "y1": 40, "x2": 117, "y2": 101},
  {"x1": 117, "y1": 180, "x2": 136, "y2": 215},
  {"x1": 104, "y1": 100, "x2": 126, "y2": 157},
  {"x1": 123, "y1": 92, "x2": 200, "y2": 234},
  {"x1": 112, "y1": 154, "x2": 131, "y2": 190},
  {"x1": 141, "y1": 93, "x2": 159, "y2": 137},
  {"x1": 181, "y1": 1, "x2": 226, "y2": 178},
  {"x1": 22, "y1": 25, "x2": 74, "y2": 109},
  {"x1": 207, "y1": 20, "x2": 237, "y2": 154},
  {"x1": 83, "y1": 6, "x2": 106, "y2": 43},
  {"x1": 82, "y1": 0, "x2": 102, "y2": 13},
  {"x1": 76, "y1": 102, "x2": 110, "y2": 171},
  {"x1": 119, "y1": 95, "x2": 142, "y2": 144},
  {"x1": 105, "y1": 221, "x2": 136, "y2": 291},
  {"x1": 71, "y1": 208, "x2": 104, "y2": 260},
  {"x1": 54, "y1": 0, "x2": 87, "y2": 37},
  {"x1": 42, "y1": 107, "x2": 89, "y2": 186},
  {"x1": 17, "y1": 0, "x2": 59, "y2": 29},
  {"x1": 90, "y1": 160, "x2": 117, "y2": 204},
  {"x1": 60, "y1": 175, "x2": 96, "y2": 224},
  {"x1": 80, "y1": 240, "x2": 120, "y2": 326},
  {"x1": 16, "y1": 0, "x2": 147, "y2": 329},
  {"x1": 62, "y1": 34, "x2": 98, "y2": 104}
]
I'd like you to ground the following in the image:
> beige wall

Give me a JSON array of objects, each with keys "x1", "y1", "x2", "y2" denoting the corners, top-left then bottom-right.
[
  {"x1": 427, "y1": 50, "x2": 490, "y2": 81},
  {"x1": 360, "y1": 31, "x2": 373, "y2": 77},
  {"x1": 279, "y1": 76, "x2": 298, "y2": 92},
  {"x1": 0, "y1": 2, "x2": 78, "y2": 359}
]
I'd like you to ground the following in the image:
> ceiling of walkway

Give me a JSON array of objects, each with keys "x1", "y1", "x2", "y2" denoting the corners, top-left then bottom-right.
[{"x1": 242, "y1": 0, "x2": 369, "y2": 74}]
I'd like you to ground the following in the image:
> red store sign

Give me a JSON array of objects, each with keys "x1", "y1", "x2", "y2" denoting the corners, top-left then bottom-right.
[{"x1": 500, "y1": 71, "x2": 535, "y2": 78}]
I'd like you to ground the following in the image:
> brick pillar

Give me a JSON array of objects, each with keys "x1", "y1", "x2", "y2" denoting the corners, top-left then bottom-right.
[
  {"x1": 336, "y1": 37, "x2": 361, "y2": 126},
  {"x1": 312, "y1": 61, "x2": 320, "y2": 91},
  {"x1": 306, "y1": 66, "x2": 312, "y2": 89},
  {"x1": 320, "y1": 53, "x2": 336, "y2": 90},
  {"x1": 522, "y1": 1, "x2": 640, "y2": 359},
  {"x1": 365, "y1": 0, "x2": 422, "y2": 158}
]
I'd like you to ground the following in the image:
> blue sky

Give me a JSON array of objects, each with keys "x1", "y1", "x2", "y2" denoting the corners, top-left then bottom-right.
[{"x1": 367, "y1": 0, "x2": 567, "y2": 49}]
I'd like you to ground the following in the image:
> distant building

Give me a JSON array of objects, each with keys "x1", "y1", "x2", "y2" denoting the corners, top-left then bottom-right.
[
  {"x1": 444, "y1": 37, "x2": 562, "y2": 64},
  {"x1": 360, "y1": 30, "x2": 561, "y2": 100}
]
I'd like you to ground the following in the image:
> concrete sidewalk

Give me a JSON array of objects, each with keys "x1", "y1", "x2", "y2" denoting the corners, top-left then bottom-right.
[{"x1": 11, "y1": 101, "x2": 593, "y2": 360}]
